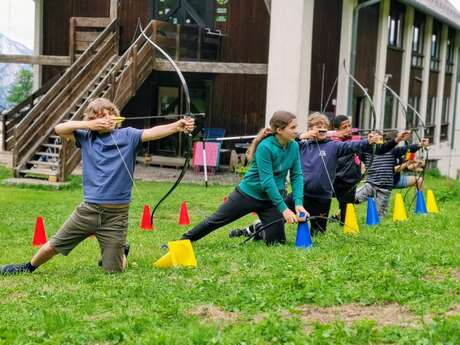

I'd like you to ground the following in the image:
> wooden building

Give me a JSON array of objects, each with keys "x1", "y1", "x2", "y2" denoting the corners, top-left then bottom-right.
[{"x1": 1, "y1": 0, "x2": 460, "y2": 180}]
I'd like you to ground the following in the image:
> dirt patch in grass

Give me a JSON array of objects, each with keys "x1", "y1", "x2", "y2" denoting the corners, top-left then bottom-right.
[
  {"x1": 295, "y1": 303, "x2": 420, "y2": 328},
  {"x1": 189, "y1": 304, "x2": 238, "y2": 323},
  {"x1": 423, "y1": 268, "x2": 460, "y2": 282},
  {"x1": 446, "y1": 304, "x2": 460, "y2": 317}
]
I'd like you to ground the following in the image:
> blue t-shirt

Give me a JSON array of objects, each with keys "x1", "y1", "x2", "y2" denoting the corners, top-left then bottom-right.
[{"x1": 74, "y1": 127, "x2": 143, "y2": 204}]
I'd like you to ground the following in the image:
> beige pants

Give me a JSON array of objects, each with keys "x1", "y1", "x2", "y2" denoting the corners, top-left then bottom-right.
[{"x1": 49, "y1": 202, "x2": 129, "y2": 272}]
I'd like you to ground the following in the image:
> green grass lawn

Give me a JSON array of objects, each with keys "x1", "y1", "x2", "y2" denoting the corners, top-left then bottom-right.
[{"x1": 1, "y1": 165, "x2": 460, "y2": 344}]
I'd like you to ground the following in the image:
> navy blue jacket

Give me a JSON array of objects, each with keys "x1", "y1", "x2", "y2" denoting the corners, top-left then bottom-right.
[{"x1": 297, "y1": 139, "x2": 398, "y2": 199}]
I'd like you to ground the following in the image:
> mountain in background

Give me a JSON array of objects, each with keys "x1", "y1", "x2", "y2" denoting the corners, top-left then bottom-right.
[{"x1": 0, "y1": 32, "x2": 32, "y2": 111}]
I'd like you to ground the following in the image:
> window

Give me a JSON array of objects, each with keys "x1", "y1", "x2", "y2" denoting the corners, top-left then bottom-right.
[
  {"x1": 424, "y1": 97, "x2": 436, "y2": 141},
  {"x1": 440, "y1": 96, "x2": 450, "y2": 141},
  {"x1": 430, "y1": 22, "x2": 441, "y2": 71},
  {"x1": 411, "y1": 13, "x2": 424, "y2": 67},
  {"x1": 407, "y1": 96, "x2": 420, "y2": 129},
  {"x1": 154, "y1": 0, "x2": 214, "y2": 28},
  {"x1": 383, "y1": 90, "x2": 398, "y2": 129},
  {"x1": 388, "y1": 4, "x2": 404, "y2": 48},
  {"x1": 446, "y1": 28, "x2": 455, "y2": 74}
]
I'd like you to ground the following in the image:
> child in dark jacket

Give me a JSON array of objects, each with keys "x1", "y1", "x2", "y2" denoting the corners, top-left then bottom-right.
[
  {"x1": 285, "y1": 113, "x2": 410, "y2": 234},
  {"x1": 330, "y1": 115, "x2": 367, "y2": 225}
]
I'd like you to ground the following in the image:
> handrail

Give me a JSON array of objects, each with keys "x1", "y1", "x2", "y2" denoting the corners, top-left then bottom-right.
[
  {"x1": 14, "y1": 19, "x2": 117, "y2": 135},
  {"x1": 13, "y1": 18, "x2": 118, "y2": 175},
  {"x1": 58, "y1": 21, "x2": 156, "y2": 180},
  {"x1": 1, "y1": 73, "x2": 61, "y2": 150},
  {"x1": 14, "y1": 36, "x2": 116, "y2": 159}
]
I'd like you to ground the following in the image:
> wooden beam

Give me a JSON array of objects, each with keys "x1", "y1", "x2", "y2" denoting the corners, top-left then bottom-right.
[
  {"x1": 110, "y1": 0, "x2": 119, "y2": 19},
  {"x1": 0, "y1": 55, "x2": 71, "y2": 66},
  {"x1": 154, "y1": 60, "x2": 268, "y2": 75}
]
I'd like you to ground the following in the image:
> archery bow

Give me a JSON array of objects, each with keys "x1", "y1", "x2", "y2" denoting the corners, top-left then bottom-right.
[
  {"x1": 134, "y1": 18, "x2": 204, "y2": 225},
  {"x1": 375, "y1": 76, "x2": 429, "y2": 194},
  {"x1": 342, "y1": 60, "x2": 378, "y2": 192}
]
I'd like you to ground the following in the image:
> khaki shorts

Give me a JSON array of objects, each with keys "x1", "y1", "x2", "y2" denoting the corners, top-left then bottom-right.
[{"x1": 49, "y1": 202, "x2": 129, "y2": 272}]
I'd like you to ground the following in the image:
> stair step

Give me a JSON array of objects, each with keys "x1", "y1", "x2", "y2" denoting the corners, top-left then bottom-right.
[
  {"x1": 36, "y1": 151, "x2": 60, "y2": 158},
  {"x1": 28, "y1": 160, "x2": 59, "y2": 166},
  {"x1": 42, "y1": 143, "x2": 62, "y2": 149},
  {"x1": 20, "y1": 168, "x2": 58, "y2": 177}
]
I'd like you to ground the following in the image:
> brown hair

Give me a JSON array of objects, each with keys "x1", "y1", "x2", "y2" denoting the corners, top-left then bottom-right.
[
  {"x1": 307, "y1": 112, "x2": 330, "y2": 129},
  {"x1": 246, "y1": 111, "x2": 296, "y2": 162},
  {"x1": 84, "y1": 98, "x2": 120, "y2": 121}
]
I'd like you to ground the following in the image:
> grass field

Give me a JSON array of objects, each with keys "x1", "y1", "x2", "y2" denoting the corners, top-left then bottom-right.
[{"x1": 1, "y1": 165, "x2": 460, "y2": 344}]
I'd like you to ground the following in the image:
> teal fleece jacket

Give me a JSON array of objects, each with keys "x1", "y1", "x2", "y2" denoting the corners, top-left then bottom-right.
[{"x1": 239, "y1": 135, "x2": 303, "y2": 212}]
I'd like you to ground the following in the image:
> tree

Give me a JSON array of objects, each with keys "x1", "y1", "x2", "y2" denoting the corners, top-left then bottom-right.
[{"x1": 7, "y1": 68, "x2": 33, "y2": 105}]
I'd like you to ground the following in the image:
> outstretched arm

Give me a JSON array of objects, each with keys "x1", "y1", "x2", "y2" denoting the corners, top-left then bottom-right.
[{"x1": 141, "y1": 118, "x2": 195, "y2": 142}]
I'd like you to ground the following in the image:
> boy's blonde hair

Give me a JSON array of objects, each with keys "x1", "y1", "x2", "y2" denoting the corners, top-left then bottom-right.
[
  {"x1": 307, "y1": 112, "x2": 330, "y2": 129},
  {"x1": 84, "y1": 98, "x2": 120, "y2": 120}
]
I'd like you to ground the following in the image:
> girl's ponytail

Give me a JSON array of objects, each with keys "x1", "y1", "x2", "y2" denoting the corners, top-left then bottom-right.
[{"x1": 246, "y1": 111, "x2": 296, "y2": 162}]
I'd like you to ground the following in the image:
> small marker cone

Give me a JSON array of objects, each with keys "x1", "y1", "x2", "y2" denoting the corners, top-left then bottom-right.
[
  {"x1": 154, "y1": 240, "x2": 197, "y2": 268},
  {"x1": 32, "y1": 216, "x2": 47, "y2": 247},
  {"x1": 366, "y1": 197, "x2": 380, "y2": 226},
  {"x1": 415, "y1": 190, "x2": 428, "y2": 214},
  {"x1": 140, "y1": 204, "x2": 153, "y2": 230},
  {"x1": 392, "y1": 193, "x2": 408, "y2": 222},
  {"x1": 178, "y1": 201, "x2": 191, "y2": 226},
  {"x1": 344, "y1": 203, "x2": 359, "y2": 235},
  {"x1": 426, "y1": 189, "x2": 439, "y2": 213},
  {"x1": 295, "y1": 219, "x2": 312, "y2": 249}
]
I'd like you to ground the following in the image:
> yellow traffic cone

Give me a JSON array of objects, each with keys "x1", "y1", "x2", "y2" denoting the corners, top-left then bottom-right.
[
  {"x1": 154, "y1": 239, "x2": 197, "y2": 268},
  {"x1": 426, "y1": 189, "x2": 439, "y2": 214},
  {"x1": 392, "y1": 193, "x2": 408, "y2": 222},
  {"x1": 344, "y1": 203, "x2": 359, "y2": 235}
]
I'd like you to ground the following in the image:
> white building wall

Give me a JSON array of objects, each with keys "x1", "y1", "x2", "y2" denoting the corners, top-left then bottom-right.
[{"x1": 265, "y1": 0, "x2": 314, "y2": 131}]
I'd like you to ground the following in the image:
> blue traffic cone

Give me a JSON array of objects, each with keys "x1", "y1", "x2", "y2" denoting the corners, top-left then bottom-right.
[
  {"x1": 415, "y1": 190, "x2": 427, "y2": 214},
  {"x1": 295, "y1": 213, "x2": 312, "y2": 249},
  {"x1": 366, "y1": 197, "x2": 380, "y2": 226}
]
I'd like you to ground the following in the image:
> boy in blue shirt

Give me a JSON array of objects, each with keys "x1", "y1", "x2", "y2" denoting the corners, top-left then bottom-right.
[{"x1": 1, "y1": 98, "x2": 194, "y2": 274}]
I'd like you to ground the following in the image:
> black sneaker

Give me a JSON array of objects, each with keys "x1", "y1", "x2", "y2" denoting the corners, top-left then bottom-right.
[
  {"x1": 229, "y1": 224, "x2": 257, "y2": 238},
  {"x1": 0, "y1": 262, "x2": 34, "y2": 275},
  {"x1": 98, "y1": 243, "x2": 130, "y2": 267},
  {"x1": 229, "y1": 228, "x2": 246, "y2": 238}
]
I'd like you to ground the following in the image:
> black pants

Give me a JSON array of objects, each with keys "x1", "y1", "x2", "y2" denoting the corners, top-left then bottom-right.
[
  {"x1": 333, "y1": 182, "x2": 356, "y2": 225},
  {"x1": 181, "y1": 187, "x2": 285, "y2": 245},
  {"x1": 286, "y1": 194, "x2": 331, "y2": 235}
]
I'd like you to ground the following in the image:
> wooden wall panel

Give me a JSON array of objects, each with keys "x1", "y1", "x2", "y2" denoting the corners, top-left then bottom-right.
[
  {"x1": 211, "y1": 74, "x2": 267, "y2": 136},
  {"x1": 444, "y1": 75, "x2": 452, "y2": 97},
  {"x1": 409, "y1": 68, "x2": 423, "y2": 97},
  {"x1": 385, "y1": 48, "x2": 403, "y2": 93},
  {"x1": 42, "y1": 0, "x2": 110, "y2": 83},
  {"x1": 355, "y1": 3, "x2": 379, "y2": 96},
  {"x1": 428, "y1": 71, "x2": 439, "y2": 97},
  {"x1": 119, "y1": 0, "x2": 151, "y2": 52},
  {"x1": 217, "y1": 0, "x2": 270, "y2": 63},
  {"x1": 309, "y1": 0, "x2": 342, "y2": 113}
]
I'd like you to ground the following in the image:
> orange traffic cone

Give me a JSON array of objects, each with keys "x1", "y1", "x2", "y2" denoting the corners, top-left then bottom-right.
[
  {"x1": 178, "y1": 201, "x2": 191, "y2": 226},
  {"x1": 140, "y1": 204, "x2": 153, "y2": 230},
  {"x1": 32, "y1": 216, "x2": 47, "y2": 247}
]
